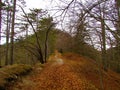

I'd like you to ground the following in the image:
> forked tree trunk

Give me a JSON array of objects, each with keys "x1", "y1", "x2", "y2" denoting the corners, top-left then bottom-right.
[{"x1": 19, "y1": 6, "x2": 44, "y2": 64}]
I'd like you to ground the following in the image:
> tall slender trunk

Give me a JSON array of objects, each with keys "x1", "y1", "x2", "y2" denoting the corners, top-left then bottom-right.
[
  {"x1": 44, "y1": 24, "x2": 54, "y2": 63},
  {"x1": 0, "y1": 0, "x2": 1, "y2": 66},
  {"x1": 115, "y1": 0, "x2": 120, "y2": 72},
  {"x1": 25, "y1": 24, "x2": 28, "y2": 64},
  {"x1": 5, "y1": 9, "x2": 11, "y2": 65},
  {"x1": 101, "y1": 18, "x2": 107, "y2": 71},
  {"x1": 44, "y1": 29, "x2": 49, "y2": 63},
  {"x1": 99, "y1": 3, "x2": 107, "y2": 71},
  {"x1": 98, "y1": 4, "x2": 106, "y2": 90},
  {"x1": 10, "y1": 0, "x2": 16, "y2": 65}
]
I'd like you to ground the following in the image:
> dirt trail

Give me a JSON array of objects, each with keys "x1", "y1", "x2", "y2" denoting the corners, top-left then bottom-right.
[
  {"x1": 8, "y1": 51, "x2": 97, "y2": 90},
  {"x1": 52, "y1": 51, "x2": 64, "y2": 65},
  {"x1": 28, "y1": 51, "x2": 97, "y2": 90},
  {"x1": 8, "y1": 52, "x2": 120, "y2": 90}
]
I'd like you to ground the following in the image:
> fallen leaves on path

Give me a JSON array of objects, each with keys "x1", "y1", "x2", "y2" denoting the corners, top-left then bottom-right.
[
  {"x1": 28, "y1": 51, "x2": 97, "y2": 90},
  {"x1": 7, "y1": 52, "x2": 120, "y2": 90},
  {"x1": 31, "y1": 64, "x2": 97, "y2": 90}
]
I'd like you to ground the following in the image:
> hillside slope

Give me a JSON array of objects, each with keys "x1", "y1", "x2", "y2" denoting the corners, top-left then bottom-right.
[
  {"x1": 63, "y1": 53, "x2": 120, "y2": 90},
  {"x1": 8, "y1": 52, "x2": 120, "y2": 90}
]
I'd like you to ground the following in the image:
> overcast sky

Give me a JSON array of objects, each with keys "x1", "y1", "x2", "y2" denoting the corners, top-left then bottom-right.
[{"x1": 24, "y1": 0, "x2": 50, "y2": 10}]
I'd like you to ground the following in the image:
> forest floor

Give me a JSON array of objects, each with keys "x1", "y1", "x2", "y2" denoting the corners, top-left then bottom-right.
[{"x1": 7, "y1": 51, "x2": 120, "y2": 90}]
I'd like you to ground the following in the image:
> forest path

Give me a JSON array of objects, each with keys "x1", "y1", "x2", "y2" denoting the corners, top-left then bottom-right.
[
  {"x1": 27, "y1": 51, "x2": 97, "y2": 90},
  {"x1": 8, "y1": 52, "x2": 120, "y2": 90},
  {"x1": 8, "y1": 51, "x2": 97, "y2": 90}
]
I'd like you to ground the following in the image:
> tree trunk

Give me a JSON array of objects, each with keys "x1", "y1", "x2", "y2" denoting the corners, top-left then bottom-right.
[
  {"x1": 44, "y1": 25, "x2": 53, "y2": 63},
  {"x1": 10, "y1": 0, "x2": 16, "y2": 65},
  {"x1": 0, "y1": 0, "x2": 2, "y2": 66},
  {"x1": 98, "y1": 3, "x2": 107, "y2": 71},
  {"x1": 101, "y1": 17, "x2": 107, "y2": 71},
  {"x1": 115, "y1": 0, "x2": 120, "y2": 72},
  {"x1": 5, "y1": 8, "x2": 11, "y2": 65},
  {"x1": 25, "y1": 24, "x2": 28, "y2": 64}
]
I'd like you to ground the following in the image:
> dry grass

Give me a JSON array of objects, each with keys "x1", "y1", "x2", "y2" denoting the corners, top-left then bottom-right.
[{"x1": 0, "y1": 64, "x2": 32, "y2": 89}]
